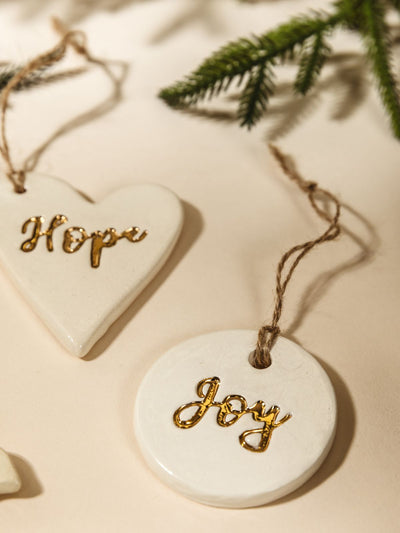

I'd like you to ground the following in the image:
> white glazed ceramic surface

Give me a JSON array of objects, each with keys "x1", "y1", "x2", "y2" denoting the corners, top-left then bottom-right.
[
  {"x1": 0, "y1": 448, "x2": 21, "y2": 494},
  {"x1": 0, "y1": 174, "x2": 183, "y2": 356},
  {"x1": 134, "y1": 330, "x2": 336, "y2": 508}
]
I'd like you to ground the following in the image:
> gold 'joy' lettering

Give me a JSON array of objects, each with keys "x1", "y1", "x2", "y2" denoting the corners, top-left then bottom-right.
[
  {"x1": 20, "y1": 215, "x2": 148, "y2": 268},
  {"x1": 173, "y1": 377, "x2": 291, "y2": 453}
]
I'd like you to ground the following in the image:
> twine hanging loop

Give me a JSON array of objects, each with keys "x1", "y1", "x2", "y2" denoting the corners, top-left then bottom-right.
[
  {"x1": 0, "y1": 18, "x2": 119, "y2": 194},
  {"x1": 249, "y1": 144, "x2": 341, "y2": 369}
]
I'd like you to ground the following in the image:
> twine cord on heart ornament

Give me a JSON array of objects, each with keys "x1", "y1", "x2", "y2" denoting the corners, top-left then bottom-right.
[
  {"x1": 250, "y1": 144, "x2": 341, "y2": 370},
  {"x1": 0, "y1": 17, "x2": 121, "y2": 194}
]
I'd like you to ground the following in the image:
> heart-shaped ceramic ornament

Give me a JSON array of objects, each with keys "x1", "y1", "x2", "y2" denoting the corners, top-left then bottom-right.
[
  {"x1": 0, "y1": 173, "x2": 183, "y2": 357},
  {"x1": 0, "y1": 448, "x2": 21, "y2": 494}
]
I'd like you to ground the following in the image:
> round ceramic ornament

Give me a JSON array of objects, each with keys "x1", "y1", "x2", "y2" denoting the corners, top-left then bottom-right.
[
  {"x1": 0, "y1": 22, "x2": 183, "y2": 357},
  {"x1": 135, "y1": 330, "x2": 336, "y2": 508},
  {"x1": 134, "y1": 145, "x2": 343, "y2": 508}
]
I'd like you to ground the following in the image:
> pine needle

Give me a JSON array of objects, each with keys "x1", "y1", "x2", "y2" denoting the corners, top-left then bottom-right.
[
  {"x1": 238, "y1": 62, "x2": 274, "y2": 129},
  {"x1": 294, "y1": 32, "x2": 331, "y2": 95},
  {"x1": 361, "y1": 0, "x2": 400, "y2": 138}
]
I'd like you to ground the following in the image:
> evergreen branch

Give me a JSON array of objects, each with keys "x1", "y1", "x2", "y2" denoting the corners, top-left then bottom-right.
[
  {"x1": 361, "y1": 0, "x2": 400, "y2": 137},
  {"x1": 389, "y1": 0, "x2": 400, "y2": 13},
  {"x1": 0, "y1": 63, "x2": 87, "y2": 95},
  {"x1": 159, "y1": 11, "x2": 343, "y2": 109},
  {"x1": 238, "y1": 62, "x2": 274, "y2": 129},
  {"x1": 0, "y1": 64, "x2": 50, "y2": 92},
  {"x1": 159, "y1": 0, "x2": 400, "y2": 138},
  {"x1": 294, "y1": 32, "x2": 331, "y2": 95}
]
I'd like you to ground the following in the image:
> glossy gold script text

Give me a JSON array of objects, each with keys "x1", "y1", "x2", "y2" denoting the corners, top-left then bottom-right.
[
  {"x1": 173, "y1": 377, "x2": 291, "y2": 453},
  {"x1": 20, "y1": 215, "x2": 148, "y2": 268}
]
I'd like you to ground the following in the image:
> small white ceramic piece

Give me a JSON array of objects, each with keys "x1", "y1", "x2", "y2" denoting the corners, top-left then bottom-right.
[
  {"x1": 0, "y1": 448, "x2": 21, "y2": 494},
  {"x1": 134, "y1": 330, "x2": 336, "y2": 508},
  {"x1": 0, "y1": 174, "x2": 183, "y2": 356}
]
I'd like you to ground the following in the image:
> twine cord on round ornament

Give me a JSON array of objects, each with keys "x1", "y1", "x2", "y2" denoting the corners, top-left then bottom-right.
[
  {"x1": 250, "y1": 144, "x2": 341, "y2": 369},
  {"x1": 0, "y1": 18, "x2": 119, "y2": 194}
]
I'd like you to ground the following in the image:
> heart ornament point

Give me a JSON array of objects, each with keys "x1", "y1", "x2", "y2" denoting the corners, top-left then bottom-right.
[{"x1": 0, "y1": 174, "x2": 183, "y2": 357}]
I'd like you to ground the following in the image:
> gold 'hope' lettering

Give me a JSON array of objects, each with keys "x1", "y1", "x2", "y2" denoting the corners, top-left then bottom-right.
[
  {"x1": 21, "y1": 214, "x2": 148, "y2": 268},
  {"x1": 173, "y1": 377, "x2": 292, "y2": 453}
]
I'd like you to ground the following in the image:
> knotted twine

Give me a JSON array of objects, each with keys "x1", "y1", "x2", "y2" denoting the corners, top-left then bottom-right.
[
  {"x1": 0, "y1": 17, "x2": 120, "y2": 194},
  {"x1": 249, "y1": 144, "x2": 341, "y2": 369}
]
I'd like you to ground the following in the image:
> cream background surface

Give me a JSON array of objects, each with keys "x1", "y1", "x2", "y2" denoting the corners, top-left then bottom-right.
[{"x1": 0, "y1": 1, "x2": 399, "y2": 531}]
